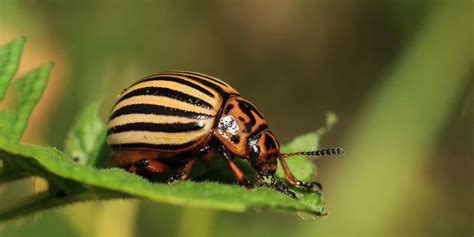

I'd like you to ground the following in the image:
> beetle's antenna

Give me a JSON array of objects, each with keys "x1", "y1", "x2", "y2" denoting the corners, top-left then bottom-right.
[{"x1": 279, "y1": 147, "x2": 344, "y2": 159}]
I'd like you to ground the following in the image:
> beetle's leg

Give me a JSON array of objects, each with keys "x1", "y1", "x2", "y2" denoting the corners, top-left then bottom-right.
[
  {"x1": 256, "y1": 175, "x2": 297, "y2": 199},
  {"x1": 227, "y1": 157, "x2": 252, "y2": 188},
  {"x1": 214, "y1": 142, "x2": 252, "y2": 188},
  {"x1": 128, "y1": 159, "x2": 169, "y2": 174},
  {"x1": 166, "y1": 159, "x2": 197, "y2": 184},
  {"x1": 272, "y1": 180, "x2": 297, "y2": 199},
  {"x1": 179, "y1": 159, "x2": 196, "y2": 180},
  {"x1": 166, "y1": 144, "x2": 212, "y2": 183},
  {"x1": 196, "y1": 144, "x2": 212, "y2": 160},
  {"x1": 278, "y1": 157, "x2": 322, "y2": 192}
]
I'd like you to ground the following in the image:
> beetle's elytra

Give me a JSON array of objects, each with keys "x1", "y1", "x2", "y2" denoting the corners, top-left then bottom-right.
[{"x1": 107, "y1": 71, "x2": 343, "y2": 197}]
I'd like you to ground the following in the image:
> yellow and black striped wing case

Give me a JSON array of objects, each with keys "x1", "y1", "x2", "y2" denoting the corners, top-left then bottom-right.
[{"x1": 107, "y1": 71, "x2": 238, "y2": 153}]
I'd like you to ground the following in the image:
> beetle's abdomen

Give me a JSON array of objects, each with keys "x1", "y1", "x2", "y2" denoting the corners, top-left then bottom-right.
[{"x1": 107, "y1": 71, "x2": 239, "y2": 153}]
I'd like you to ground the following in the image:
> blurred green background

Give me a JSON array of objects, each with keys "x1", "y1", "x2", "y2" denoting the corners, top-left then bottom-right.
[{"x1": 0, "y1": 0, "x2": 472, "y2": 236}]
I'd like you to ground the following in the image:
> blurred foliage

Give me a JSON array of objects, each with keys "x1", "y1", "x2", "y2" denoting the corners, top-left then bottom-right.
[
  {"x1": 63, "y1": 99, "x2": 106, "y2": 167},
  {"x1": 0, "y1": 37, "x2": 25, "y2": 100},
  {"x1": 0, "y1": 0, "x2": 472, "y2": 236},
  {"x1": 0, "y1": 62, "x2": 52, "y2": 142}
]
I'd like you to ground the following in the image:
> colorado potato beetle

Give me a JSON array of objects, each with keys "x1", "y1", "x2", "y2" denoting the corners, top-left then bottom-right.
[{"x1": 107, "y1": 71, "x2": 343, "y2": 197}]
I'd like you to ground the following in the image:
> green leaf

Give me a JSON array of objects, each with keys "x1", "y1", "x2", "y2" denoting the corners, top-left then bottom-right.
[
  {"x1": 64, "y1": 99, "x2": 106, "y2": 166},
  {"x1": 0, "y1": 37, "x2": 26, "y2": 100},
  {"x1": 276, "y1": 112, "x2": 338, "y2": 180},
  {"x1": 0, "y1": 63, "x2": 53, "y2": 142},
  {"x1": 0, "y1": 130, "x2": 326, "y2": 220}
]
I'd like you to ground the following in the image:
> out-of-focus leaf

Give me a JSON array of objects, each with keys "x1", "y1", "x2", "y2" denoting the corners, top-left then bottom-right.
[
  {"x1": 0, "y1": 63, "x2": 52, "y2": 142},
  {"x1": 0, "y1": 37, "x2": 25, "y2": 100},
  {"x1": 64, "y1": 99, "x2": 106, "y2": 166},
  {"x1": 276, "y1": 112, "x2": 339, "y2": 180}
]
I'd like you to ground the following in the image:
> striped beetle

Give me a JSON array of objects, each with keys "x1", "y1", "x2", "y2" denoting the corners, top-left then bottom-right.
[{"x1": 107, "y1": 71, "x2": 343, "y2": 197}]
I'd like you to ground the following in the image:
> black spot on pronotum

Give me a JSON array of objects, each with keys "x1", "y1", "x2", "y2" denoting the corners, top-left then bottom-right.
[
  {"x1": 237, "y1": 99, "x2": 264, "y2": 133},
  {"x1": 244, "y1": 123, "x2": 253, "y2": 133},
  {"x1": 72, "y1": 156, "x2": 80, "y2": 162},
  {"x1": 224, "y1": 103, "x2": 234, "y2": 114},
  {"x1": 230, "y1": 135, "x2": 240, "y2": 143},
  {"x1": 264, "y1": 133, "x2": 277, "y2": 151}
]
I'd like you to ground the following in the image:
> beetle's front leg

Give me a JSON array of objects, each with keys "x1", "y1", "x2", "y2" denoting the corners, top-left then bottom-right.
[
  {"x1": 256, "y1": 175, "x2": 297, "y2": 199},
  {"x1": 213, "y1": 139, "x2": 252, "y2": 188},
  {"x1": 295, "y1": 180, "x2": 323, "y2": 191},
  {"x1": 278, "y1": 156, "x2": 322, "y2": 193}
]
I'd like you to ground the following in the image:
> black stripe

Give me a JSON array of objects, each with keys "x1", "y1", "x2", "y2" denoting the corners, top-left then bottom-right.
[
  {"x1": 137, "y1": 76, "x2": 215, "y2": 98},
  {"x1": 110, "y1": 141, "x2": 196, "y2": 150},
  {"x1": 110, "y1": 104, "x2": 212, "y2": 120},
  {"x1": 107, "y1": 121, "x2": 205, "y2": 135},
  {"x1": 224, "y1": 103, "x2": 234, "y2": 115},
  {"x1": 117, "y1": 87, "x2": 214, "y2": 110},
  {"x1": 177, "y1": 71, "x2": 228, "y2": 87},
  {"x1": 167, "y1": 73, "x2": 230, "y2": 99}
]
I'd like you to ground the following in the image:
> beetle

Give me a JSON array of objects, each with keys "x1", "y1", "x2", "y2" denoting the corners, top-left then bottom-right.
[{"x1": 107, "y1": 71, "x2": 343, "y2": 197}]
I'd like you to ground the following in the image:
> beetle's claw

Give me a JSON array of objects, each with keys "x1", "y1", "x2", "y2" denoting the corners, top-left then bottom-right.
[
  {"x1": 295, "y1": 180, "x2": 323, "y2": 193},
  {"x1": 165, "y1": 170, "x2": 183, "y2": 184},
  {"x1": 240, "y1": 179, "x2": 254, "y2": 189},
  {"x1": 274, "y1": 181, "x2": 297, "y2": 199},
  {"x1": 165, "y1": 176, "x2": 177, "y2": 184},
  {"x1": 257, "y1": 177, "x2": 297, "y2": 199}
]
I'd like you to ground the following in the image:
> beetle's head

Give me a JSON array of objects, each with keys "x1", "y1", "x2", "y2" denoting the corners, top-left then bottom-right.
[
  {"x1": 248, "y1": 129, "x2": 346, "y2": 177},
  {"x1": 248, "y1": 129, "x2": 280, "y2": 176}
]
